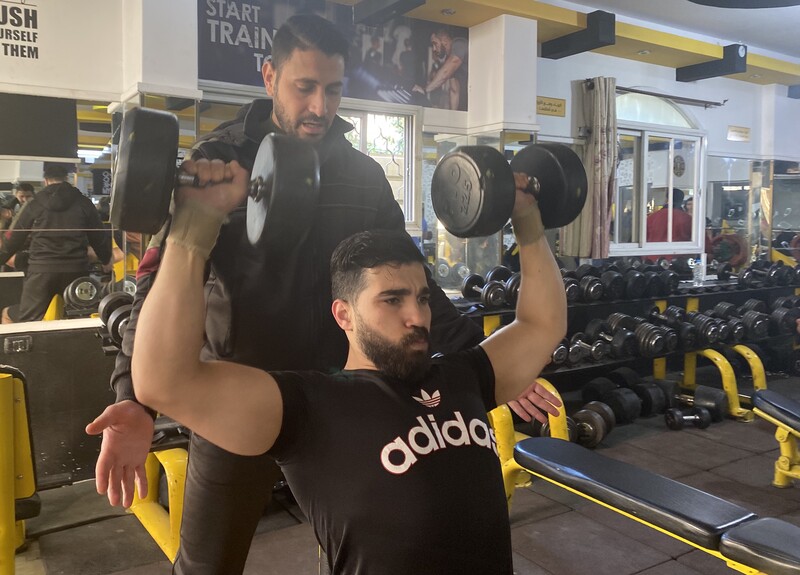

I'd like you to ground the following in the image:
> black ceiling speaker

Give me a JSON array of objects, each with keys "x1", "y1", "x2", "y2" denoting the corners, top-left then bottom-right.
[
  {"x1": 688, "y1": 0, "x2": 800, "y2": 7},
  {"x1": 354, "y1": 0, "x2": 425, "y2": 26},
  {"x1": 677, "y1": 43, "x2": 747, "y2": 82}
]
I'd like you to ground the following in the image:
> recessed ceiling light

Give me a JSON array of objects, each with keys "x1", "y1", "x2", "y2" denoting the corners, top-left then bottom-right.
[
  {"x1": 637, "y1": 50, "x2": 651, "y2": 56},
  {"x1": 441, "y1": 8, "x2": 456, "y2": 16}
]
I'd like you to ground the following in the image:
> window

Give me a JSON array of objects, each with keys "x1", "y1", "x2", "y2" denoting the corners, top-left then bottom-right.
[
  {"x1": 339, "y1": 111, "x2": 414, "y2": 224},
  {"x1": 610, "y1": 93, "x2": 706, "y2": 257}
]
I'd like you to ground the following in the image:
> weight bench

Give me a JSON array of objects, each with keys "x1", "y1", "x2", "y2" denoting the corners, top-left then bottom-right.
[
  {"x1": 0, "y1": 365, "x2": 40, "y2": 574},
  {"x1": 752, "y1": 389, "x2": 800, "y2": 488},
  {"x1": 512, "y1": 437, "x2": 800, "y2": 574},
  {"x1": 128, "y1": 417, "x2": 189, "y2": 562}
]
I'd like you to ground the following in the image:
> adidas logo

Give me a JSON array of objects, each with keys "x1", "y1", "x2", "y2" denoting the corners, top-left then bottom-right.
[
  {"x1": 413, "y1": 389, "x2": 441, "y2": 408},
  {"x1": 380, "y1": 411, "x2": 498, "y2": 475}
]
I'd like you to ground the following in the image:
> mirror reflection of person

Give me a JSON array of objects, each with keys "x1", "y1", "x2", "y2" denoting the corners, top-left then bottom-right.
[
  {"x1": 646, "y1": 188, "x2": 692, "y2": 243},
  {"x1": 413, "y1": 27, "x2": 468, "y2": 111},
  {"x1": 0, "y1": 164, "x2": 113, "y2": 323}
]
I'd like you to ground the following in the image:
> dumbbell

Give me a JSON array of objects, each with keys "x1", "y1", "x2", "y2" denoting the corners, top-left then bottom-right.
[
  {"x1": 561, "y1": 272, "x2": 581, "y2": 303},
  {"x1": 738, "y1": 261, "x2": 792, "y2": 287},
  {"x1": 682, "y1": 311, "x2": 721, "y2": 346},
  {"x1": 460, "y1": 274, "x2": 506, "y2": 309},
  {"x1": 576, "y1": 264, "x2": 624, "y2": 301},
  {"x1": 604, "y1": 367, "x2": 665, "y2": 417},
  {"x1": 647, "y1": 306, "x2": 698, "y2": 351},
  {"x1": 431, "y1": 142, "x2": 587, "y2": 238},
  {"x1": 605, "y1": 313, "x2": 669, "y2": 357},
  {"x1": 771, "y1": 295, "x2": 800, "y2": 310},
  {"x1": 485, "y1": 266, "x2": 522, "y2": 307},
  {"x1": 98, "y1": 291, "x2": 135, "y2": 328},
  {"x1": 582, "y1": 401, "x2": 616, "y2": 434},
  {"x1": 572, "y1": 409, "x2": 608, "y2": 448},
  {"x1": 584, "y1": 319, "x2": 637, "y2": 359},
  {"x1": 665, "y1": 407, "x2": 712, "y2": 430},
  {"x1": 580, "y1": 377, "x2": 642, "y2": 424},
  {"x1": 111, "y1": 107, "x2": 320, "y2": 247},
  {"x1": 63, "y1": 276, "x2": 103, "y2": 310},
  {"x1": 549, "y1": 340, "x2": 569, "y2": 366},
  {"x1": 606, "y1": 262, "x2": 648, "y2": 299},
  {"x1": 569, "y1": 332, "x2": 609, "y2": 362},
  {"x1": 651, "y1": 379, "x2": 728, "y2": 422},
  {"x1": 770, "y1": 305, "x2": 800, "y2": 335},
  {"x1": 711, "y1": 302, "x2": 769, "y2": 340},
  {"x1": 708, "y1": 260, "x2": 733, "y2": 281}
]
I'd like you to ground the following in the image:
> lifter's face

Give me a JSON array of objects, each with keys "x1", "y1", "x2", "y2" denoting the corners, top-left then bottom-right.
[
  {"x1": 15, "y1": 190, "x2": 33, "y2": 204},
  {"x1": 262, "y1": 48, "x2": 345, "y2": 143},
  {"x1": 338, "y1": 263, "x2": 432, "y2": 381},
  {"x1": 430, "y1": 34, "x2": 451, "y2": 60}
]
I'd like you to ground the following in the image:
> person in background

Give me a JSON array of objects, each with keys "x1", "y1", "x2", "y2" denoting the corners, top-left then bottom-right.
[
  {"x1": 646, "y1": 187, "x2": 692, "y2": 243},
  {"x1": 0, "y1": 163, "x2": 112, "y2": 322}
]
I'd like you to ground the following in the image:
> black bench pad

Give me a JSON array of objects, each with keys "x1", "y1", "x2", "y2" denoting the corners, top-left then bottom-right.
[
  {"x1": 15, "y1": 493, "x2": 41, "y2": 521},
  {"x1": 753, "y1": 389, "x2": 800, "y2": 432},
  {"x1": 514, "y1": 437, "x2": 757, "y2": 549},
  {"x1": 720, "y1": 517, "x2": 800, "y2": 575}
]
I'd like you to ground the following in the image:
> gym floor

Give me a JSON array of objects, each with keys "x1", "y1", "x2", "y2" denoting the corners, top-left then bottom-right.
[{"x1": 14, "y1": 370, "x2": 800, "y2": 575}]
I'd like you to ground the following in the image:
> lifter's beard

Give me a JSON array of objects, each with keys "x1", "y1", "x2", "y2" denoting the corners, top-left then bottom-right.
[{"x1": 357, "y1": 324, "x2": 431, "y2": 383}]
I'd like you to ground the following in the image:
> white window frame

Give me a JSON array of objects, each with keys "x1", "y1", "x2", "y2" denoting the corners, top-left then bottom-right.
[{"x1": 611, "y1": 119, "x2": 707, "y2": 258}]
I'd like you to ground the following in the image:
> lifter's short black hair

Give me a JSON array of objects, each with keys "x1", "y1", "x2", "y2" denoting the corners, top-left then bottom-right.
[
  {"x1": 271, "y1": 14, "x2": 349, "y2": 72},
  {"x1": 331, "y1": 230, "x2": 426, "y2": 303}
]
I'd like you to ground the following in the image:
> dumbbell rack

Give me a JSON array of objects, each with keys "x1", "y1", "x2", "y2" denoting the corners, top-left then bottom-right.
[{"x1": 459, "y1": 278, "x2": 800, "y2": 423}]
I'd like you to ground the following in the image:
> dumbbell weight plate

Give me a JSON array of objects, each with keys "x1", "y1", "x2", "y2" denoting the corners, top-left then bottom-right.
[
  {"x1": 435, "y1": 258, "x2": 451, "y2": 280},
  {"x1": 582, "y1": 401, "x2": 616, "y2": 433},
  {"x1": 693, "y1": 385, "x2": 729, "y2": 422},
  {"x1": 632, "y1": 382, "x2": 667, "y2": 416},
  {"x1": 573, "y1": 409, "x2": 607, "y2": 449},
  {"x1": 505, "y1": 273, "x2": 521, "y2": 307},
  {"x1": 107, "y1": 304, "x2": 133, "y2": 346},
  {"x1": 480, "y1": 280, "x2": 506, "y2": 309},
  {"x1": 431, "y1": 146, "x2": 516, "y2": 238},
  {"x1": 98, "y1": 292, "x2": 135, "y2": 327},
  {"x1": 485, "y1": 266, "x2": 513, "y2": 284},
  {"x1": 665, "y1": 407, "x2": 686, "y2": 430},
  {"x1": 602, "y1": 388, "x2": 642, "y2": 424},
  {"x1": 110, "y1": 108, "x2": 178, "y2": 233},
  {"x1": 581, "y1": 377, "x2": 617, "y2": 403},
  {"x1": 509, "y1": 143, "x2": 588, "y2": 229},
  {"x1": 651, "y1": 379, "x2": 680, "y2": 410},
  {"x1": 606, "y1": 367, "x2": 640, "y2": 389},
  {"x1": 67, "y1": 277, "x2": 103, "y2": 309},
  {"x1": 691, "y1": 407, "x2": 713, "y2": 429},
  {"x1": 460, "y1": 274, "x2": 484, "y2": 299},
  {"x1": 540, "y1": 416, "x2": 578, "y2": 442}
]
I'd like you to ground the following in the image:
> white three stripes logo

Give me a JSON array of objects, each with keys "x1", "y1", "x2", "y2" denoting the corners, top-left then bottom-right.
[{"x1": 413, "y1": 389, "x2": 441, "y2": 408}]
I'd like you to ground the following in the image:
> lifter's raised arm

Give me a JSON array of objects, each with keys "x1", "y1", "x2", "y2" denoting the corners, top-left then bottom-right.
[
  {"x1": 481, "y1": 174, "x2": 568, "y2": 406},
  {"x1": 132, "y1": 158, "x2": 282, "y2": 456}
]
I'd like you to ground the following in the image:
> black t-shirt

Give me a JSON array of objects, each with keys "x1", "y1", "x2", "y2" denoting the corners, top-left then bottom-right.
[{"x1": 268, "y1": 347, "x2": 513, "y2": 575}]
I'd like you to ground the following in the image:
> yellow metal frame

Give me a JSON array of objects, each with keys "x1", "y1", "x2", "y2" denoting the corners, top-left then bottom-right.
[
  {"x1": 42, "y1": 294, "x2": 64, "y2": 321},
  {"x1": 652, "y1": 299, "x2": 668, "y2": 380},
  {"x1": 752, "y1": 407, "x2": 800, "y2": 488},
  {"x1": 489, "y1": 377, "x2": 568, "y2": 509},
  {"x1": 1, "y1": 373, "x2": 38, "y2": 572},
  {"x1": 128, "y1": 448, "x2": 188, "y2": 562}
]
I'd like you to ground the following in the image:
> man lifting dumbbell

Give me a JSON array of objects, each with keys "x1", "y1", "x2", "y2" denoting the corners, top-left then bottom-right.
[
  {"x1": 131, "y1": 154, "x2": 566, "y2": 573},
  {"x1": 85, "y1": 14, "x2": 556, "y2": 574}
]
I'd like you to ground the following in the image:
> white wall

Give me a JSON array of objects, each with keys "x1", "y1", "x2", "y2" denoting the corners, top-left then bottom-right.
[
  {"x1": 0, "y1": 0, "x2": 200, "y2": 103},
  {"x1": 468, "y1": 15, "x2": 539, "y2": 134},
  {"x1": 535, "y1": 50, "x2": 800, "y2": 161},
  {"x1": 0, "y1": 0, "x2": 123, "y2": 101}
]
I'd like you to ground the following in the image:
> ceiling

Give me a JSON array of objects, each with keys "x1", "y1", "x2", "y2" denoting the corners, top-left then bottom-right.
[
  {"x1": 76, "y1": 1, "x2": 800, "y2": 152},
  {"x1": 398, "y1": 0, "x2": 800, "y2": 87}
]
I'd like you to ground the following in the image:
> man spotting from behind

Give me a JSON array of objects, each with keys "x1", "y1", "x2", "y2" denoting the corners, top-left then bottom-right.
[
  {"x1": 131, "y1": 157, "x2": 567, "y2": 574},
  {"x1": 87, "y1": 13, "x2": 551, "y2": 574}
]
